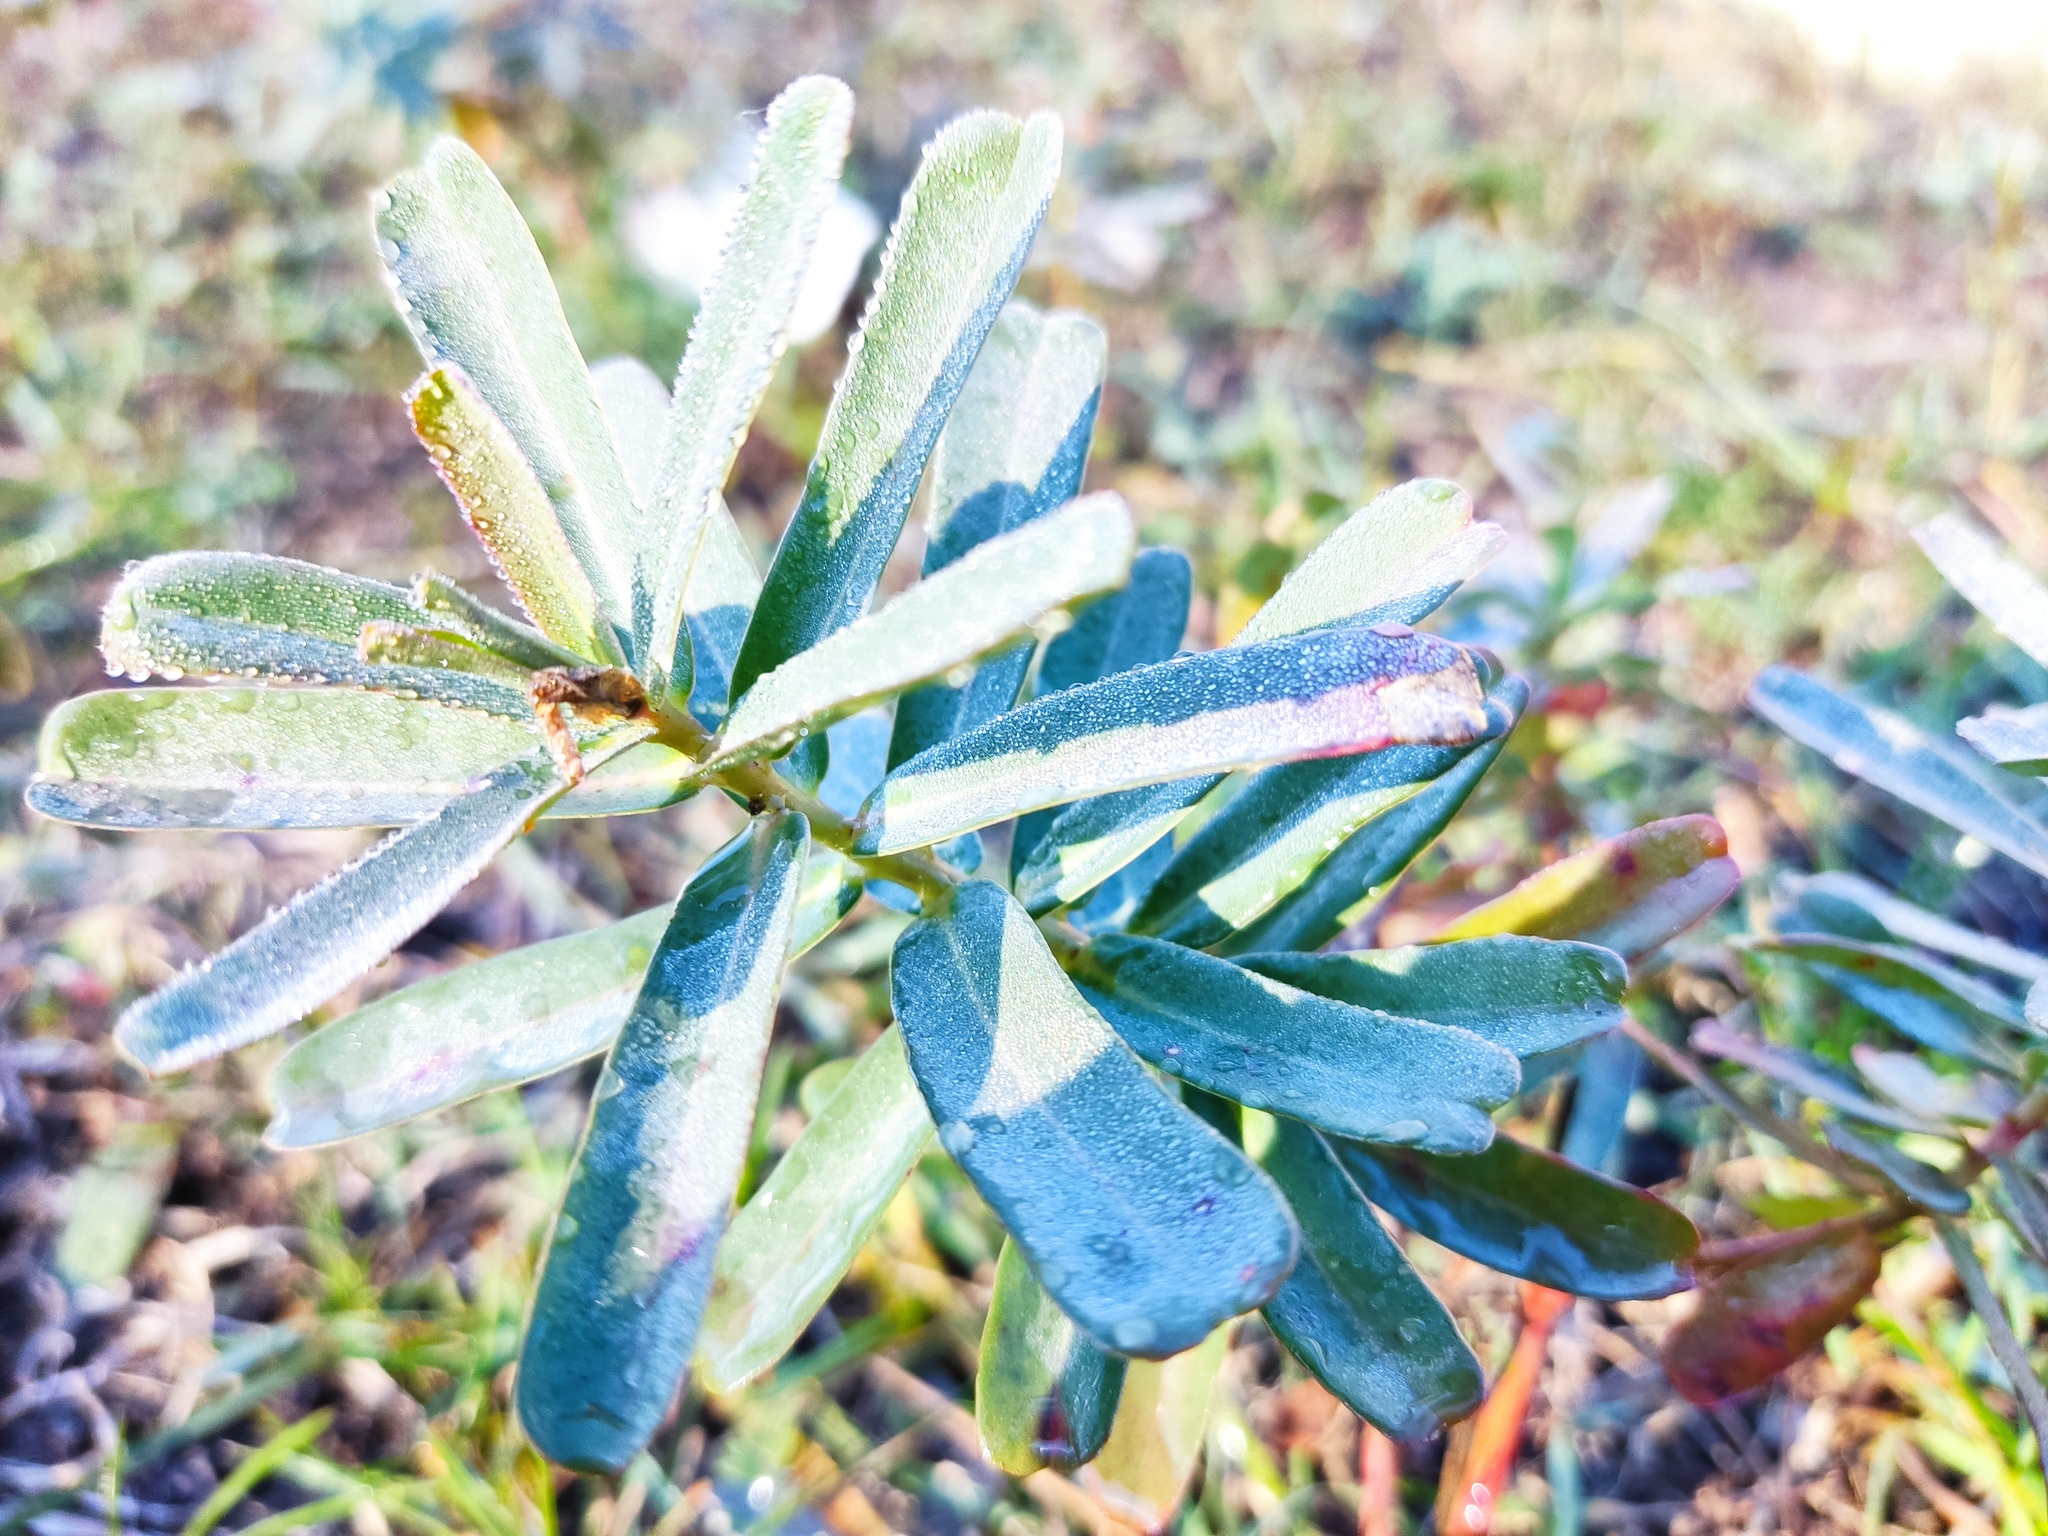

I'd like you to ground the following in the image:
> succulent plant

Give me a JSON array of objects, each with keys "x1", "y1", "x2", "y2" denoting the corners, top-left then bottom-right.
[{"x1": 30, "y1": 75, "x2": 1716, "y2": 1492}]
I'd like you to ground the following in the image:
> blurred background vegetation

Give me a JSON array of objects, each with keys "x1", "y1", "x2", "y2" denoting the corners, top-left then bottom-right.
[{"x1": 5, "y1": 1, "x2": 2048, "y2": 1533}]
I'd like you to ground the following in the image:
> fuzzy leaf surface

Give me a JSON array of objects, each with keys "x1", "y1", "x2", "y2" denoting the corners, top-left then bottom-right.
[
  {"x1": 729, "y1": 110, "x2": 1063, "y2": 703},
  {"x1": 1071, "y1": 935, "x2": 1517, "y2": 1152},
  {"x1": 265, "y1": 847, "x2": 858, "y2": 1147},
  {"x1": 699, "y1": 1027, "x2": 933, "y2": 1389},
  {"x1": 519, "y1": 814, "x2": 809, "y2": 1472},
  {"x1": 891, "y1": 881, "x2": 1298, "y2": 1356},
  {"x1": 856, "y1": 628, "x2": 1488, "y2": 856},
  {"x1": 1335, "y1": 1134, "x2": 1698, "y2": 1300},
  {"x1": 977, "y1": 1238, "x2": 1126, "y2": 1475},
  {"x1": 1242, "y1": 937, "x2": 1627, "y2": 1059},
  {"x1": 1257, "y1": 1118, "x2": 1482, "y2": 1438},
  {"x1": 1749, "y1": 664, "x2": 2048, "y2": 880},
  {"x1": 711, "y1": 494, "x2": 1134, "y2": 767}
]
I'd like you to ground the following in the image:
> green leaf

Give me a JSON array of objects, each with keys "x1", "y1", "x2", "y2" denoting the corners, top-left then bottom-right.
[
  {"x1": 889, "y1": 300, "x2": 1107, "y2": 766},
  {"x1": 680, "y1": 509, "x2": 765, "y2": 730},
  {"x1": 1749, "y1": 664, "x2": 2048, "y2": 880},
  {"x1": 977, "y1": 1237, "x2": 1127, "y2": 1475},
  {"x1": 699, "y1": 1026, "x2": 933, "y2": 1390},
  {"x1": 411, "y1": 572, "x2": 587, "y2": 671},
  {"x1": 1958, "y1": 702, "x2": 2048, "y2": 774},
  {"x1": 100, "y1": 551, "x2": 531, "y2": 718},
  {"x1": 709, "y1": 494, "x2": 1135, "y2": 768},
  {"x1": 355, "y1": 619, "x2": 534, "y2": 686},
  {"x1": 408, "y1": 367, "x2": 619, "y2": 662},
  {"x1": 1035, "y1": 548, "x2": 1196, "y2": 698},
  {"x1": 1255, "y1": 1117, "x2": 1482, "y2": 1438},
  {"x1": 855, "y1": 628, "x2": 1489, "y2": 857},
  {"x1": 1216, "y1": 679, "x2": 1528, "y2": 954},
  {"x1": 891, "y1": 881, "x2": 1298, "y2": 1356},
  {"x1": 30, "y1": 687, "x2": 694, "y2": 830},
  {"x1": 1070, "y1": 935, "x2": 1517, "y2": 1152},
  {"x1": 264, "y1": 845, "x2": 859, "y2": 1147},
  {"x1": 1689, "y1": 1017, "x2": 1950, "y2": 1136},
  {"x1": 1333, "y1": 1134, "x2": 1698, "y2": 1300},
  {"x1": 1754, "y1": 933, "x2": 2024, "y2": 1070},
  {"x1": 1128, "y1": 684, "x2": 1520, "y2": 947},
  {"x1": 1433, "y1": 814, "x2": 1739, "y2": 958},
  {"x1": 1784, "y1": 871, "x2": 2048, "y2": 983},
  {"x1": 1820, "y1": 1122, "x2": 1970, "y2": 1215},
  {"x1": 729, "y1": 109, "x2": 1063, "y2": 705},
  {"x1": 1079, "y1": 1329, "x2": 1228, "y2": 1530},
  {"x1": 377, "y1": 137, "x2": 637, "y2": 649},
  {"x1": 518, "y1": 813, "x2": 810, "y2": 1473},
  {"x1": 1912, "y1": 512, "x2": 2048, "y2": 669},
  {"x1": 118, "y1": 748, "x2": 593, "y2": 1074},
  {"x1": 1241, "y1": 936, "x2": 1628, "y2": 1058},
  {"x1": 644, "y1": 78, "x2": 854, "y2": 694},
  {"x1": 589, "y1": 354, "x2": 671, "y2": 506},
  {"x1": 1012, "y1": 481, "x2": 1501, "y2": 911}
]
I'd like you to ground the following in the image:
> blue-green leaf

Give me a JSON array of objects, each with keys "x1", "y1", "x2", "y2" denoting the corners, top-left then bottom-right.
[
  {"x1": 709, "y1": 494, "x2": 1135, "y2": 768},
  {"x1": 264, "y1": 845, "x2": 858, "y2": 1148},
  {"x1": 377, "y1": 138, "x2": 638, "y2": 647},
  {"x1": 1241, "y1": 937, "x2": 1627, "y2": 1058},
  {"x1": 1128, "y1": 683, "x2": 1520, "y2": 948},
  {"x1": 518, "y1": 814, "x2": 810, "y2": 1472},
  {"x1": 644, "y1": 77, "x2": 854, "y2": 695},
  {"x1": 1820, "y1": 1122, "x2": 1970, "y2": 1215},
  {"x1": 1755, "y1": 933, "x2": 2023, "y2": 1070},
  {"x1": 30, "y1": 686, "x2": 692, "y2": 830},
  {"x1": 99, "y1": 552, "x2": 531, "y2": 718},
  {"x1": 1749, "y1": 664, "x2": 2048, "y2": 880},
  {"x1": 1070, "y1": 935, "x2": 1517, "y2": 1152},
  {"x1": 729, "y1": 110, "x2": 1063, "y2": 705},
  {"x1": 1256, "y1": 1118, "x2": 1481, "y2": 1438},
  {"x1": 1912, "y1": 512, "x2": 2048, "y2": 669},
  {"x1": 1333, "y1": 1134, "x2": 1698, "y2": 1300},
  {"x1": 1216, "y1": 679, "x2": 1528, "y2": 954},
  {"x1": 1957, "y1": 702, "x2": 2048, "y2": 775},
  {"x1": 699, "y1": 1026, "x2": 933, "y2": 1389},
  {"x1": 1035, "y1": 548, "x2": 1195, "y2": 699},
  {"x1": 977, "y1": 1238, "x2": 1127, "y2": 1475},
  {"x1": 1783, "y1": 871, "x2": 2048, "y2": 983},
  {"x1": 1079, "y1": 1329, "x2": 1229, "y2": 1529},
  {"x1": 891, "y1": 882, "x2": 1298, "y2": 1356},
  {"x1": 856, "y1": 628, "x2": 1489, "y2": 856},
  {"x1": 118, "y1": 748, "x2": 603, "y2": 1073},
  {"x1": 1690, "y1": 1017, "x2": 1949, "y2": 1136}
]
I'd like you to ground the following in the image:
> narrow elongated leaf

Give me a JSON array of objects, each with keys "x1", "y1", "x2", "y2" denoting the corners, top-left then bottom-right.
[
  {"x1": 408, "y1": 367, "x2": 617, "y2": 661},
  {"x1": 710, "y1": 495, "x2": 1135, "y2": 767},
  {"x1": 1070, "y1": 935, "x2": 1517, "y2": 1152},
  {"x1": 356, "y1": 619, "x2": 533, "y2": 685},
  {"x1": 1014, "y1": 482, "x2": 1502, "y2": 910},
  {"x1": 856, "y1": 628, "x2": 1488, "y2": 857},
  {"x1": 1820, "y1": 1122, "x2": 1970, "y2": 1214},
  {"x1": 681, "y1": 508, "x2": 764, "y2": 729},
  {"x1": 265, "y1": 846, "x2": 859, "y2": 1148},
  {"x1": 892, "y1": 882, "x2": 1298, "y2": 1356},
  {"x1": 1014, "y1": 779, "x2": 1210, "y2": 917},
  {"x1": 519, "y1": 814, "x2": 809, "y2": 1472},
  {"x1": 1783, "y1": 871, "x2": 2048, "y2": 983},
  {"x1": 1749, "y1": 664, "x2": 2048, "y2": 880},
  {"x1": 699, "y1": 1026, "x2": 933, "y2": 1389},
  {"x1": 977, "y1": 1238, "x2": 1127, "y2": 1475},
  {"x1": 1036, "y1": 548, "x2": 1195, "y2": 699},
  {"x1": 1912, "y1": 511, "x2": 2048, "y2": 668},
  {"x1": 1853, "y1": 1045, "x2": 2012, "y2": 1126},
  {"x1": 101, "y1": 552, "x2": 530, "y2": 718},
  {"x1": 412, "y1": 572, "x2": 586, "y2": 671},
  {"x1": 118, "y1": 748, "x2": 600, "y2": 1073},
  {"x1": 1219, "y1": 681, "x2": 1528, "y2": 954},
  {"x1": 589, "y1": 354, "x2": 672, "y2": 505},
  {"x1": 730, "y1": 111, "x2": 1064, "y2": 703},
  {"x1": 644, "y1": 78, "x2": 854, "y2": 692},
  {"x1": 1080, "y1": 1329, "x2": 1228, "y2": 1531},
  {"x1": 31, "y1": 687, "x2": 693, "y2": 830},
  {"x1": 1335, "y1": 1134, "x2": 1698, "y2": 1300},
  {"x1": 1433, "y1": 814, "x2": 1739, "y2": 958},
  {"x1": 1130, "y1": 685, "x2": 1520, "y2": 948},
  {"x1": 1257, "y1": 1118, "x2": 1482, "y2": 1438},
  {"x1": 1241, "y1": 937, "x2": 1628, "y2": 1059},
  {"x1": 1957, "y1": 702, "x2": 2048, "y2": 774},
  {"x1": 889, "y1": 301, "x2": 1106, "y2": 767},
  {"x1": 1755, "y1": 933, "x2": 2023, "y2": 1070},
  {"x1": 377, "y1": 137, "x2": 637, "y2": 645},
  {"x1": 1689, "y1": 1018, "x2": 1949, "y2": 1135}
]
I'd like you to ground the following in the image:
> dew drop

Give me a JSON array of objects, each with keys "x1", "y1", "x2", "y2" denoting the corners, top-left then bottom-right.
[
  {"x1": 938, "y1": 1120, "x2": 976, "y2": 1157},
  {"x1": 1112, "y1": 1317, "x2": 1158, "y2": 1351},
  {"x1": 1380, "y1": 1119, "x2": 1429, "y2": 1143}
]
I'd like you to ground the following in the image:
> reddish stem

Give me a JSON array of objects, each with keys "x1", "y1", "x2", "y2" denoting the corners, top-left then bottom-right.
[{"x1": 1440, "y1": 1284, "x2": 1572, "y2": 1536}]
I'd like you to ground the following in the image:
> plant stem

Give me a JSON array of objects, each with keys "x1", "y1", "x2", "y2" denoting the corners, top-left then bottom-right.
[{"x1": 1935, "y1": 1217, "x2": 2048, "y2": 1457}]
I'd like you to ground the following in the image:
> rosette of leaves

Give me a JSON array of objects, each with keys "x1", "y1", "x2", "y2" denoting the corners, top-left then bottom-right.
[
  {"x1": 1651, "y1": 510, "x2": 2048, "y2": 1455},
  {"x1": 30, "y1": 77, "x2": 1703, "y2": 1488}
]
